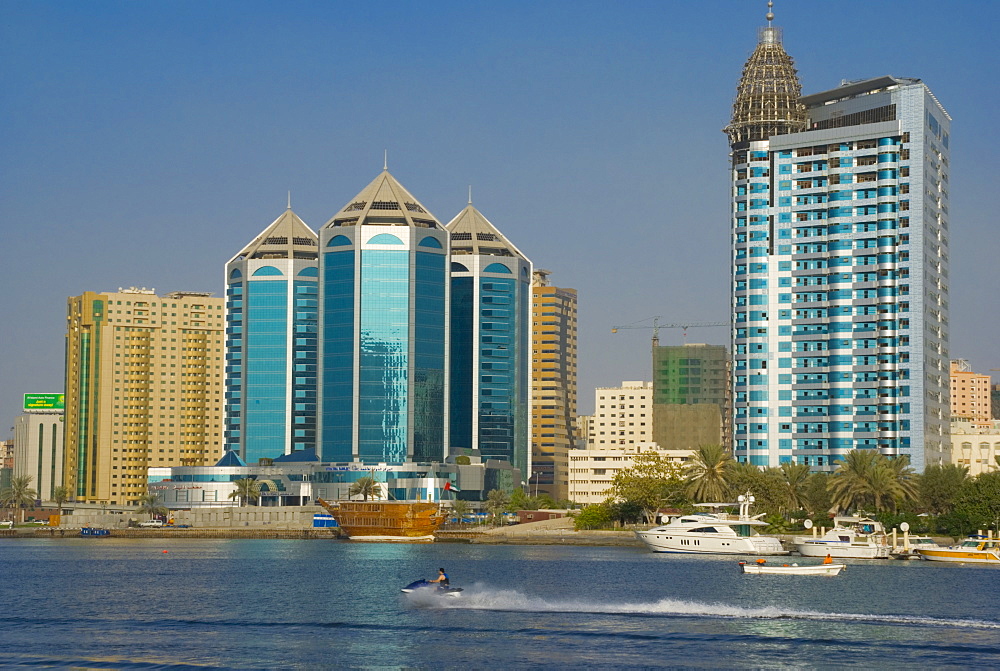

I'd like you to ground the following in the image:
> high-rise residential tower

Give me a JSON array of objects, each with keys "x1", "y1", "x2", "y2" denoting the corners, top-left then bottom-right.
[
  {"x1": 652, "y1": 344, "x2": 731, "y2": 451},
  {"x1": 446, "y1": 198, "x2": 532, "y2": 476},
  {"x1": 317, "y1": 170, "x2": 449, "y2": 464},
  {"x1": 224, "y1": 208, "x2": 319, "y2": 464},
  {"x1": 727, "y1": 9, "x2": 951, "y2": 471},
  {"x1": 64, "y1": 288, "x2": 224, "y2": 504},
  {"x1": 949, "y1": 360, "x2": 992, "y2": 426},
  {"x1": 530, "y1": 269, "x2": 577, "y2": 500}
]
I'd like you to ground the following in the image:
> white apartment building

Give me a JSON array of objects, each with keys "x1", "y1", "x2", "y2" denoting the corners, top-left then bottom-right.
[
  {"x1": 589, "y1": 381, "x2": 655, "y2": 448},
  {"x1": 950, "y1": 420, "x2": 1000, "y2": 477},
  {"x1": 568, "y1": 444, "x2": 693, "y2": 505}
]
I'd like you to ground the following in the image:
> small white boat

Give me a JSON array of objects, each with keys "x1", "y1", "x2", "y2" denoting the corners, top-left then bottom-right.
[
  {"x1": 635, "y1": 493, "x2": 787, "y2": 555},
  {"x1": 739, "y1": 560, "x2": 845, "y2": 576},
  {"x1": 794, "y1": 516, "x2": 890, "y2": 559}
]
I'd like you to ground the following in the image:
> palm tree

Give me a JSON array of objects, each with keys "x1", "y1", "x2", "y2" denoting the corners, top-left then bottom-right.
[
  {"x1": 685, "y1": 444, "x2": 732, "y2": 503},
  {"x1": 136, "y1": 492, "x2": 169, "y2": 520},
  {"x1": 485, "y1": 489, "x2": 511, "y2": 524},
  {"x1": 779, "y1": 462, "x2": 812, "y2": 512},
  {"x1": 228, "y1": 478, "x2": 262, "y2": 507},
  {"x1": 1, "y1": 475, "x2": 38, "y2": 523},
  {"x1": 348, "y1": 476, "x2": 380, "y2": 501},
  {"x1": 449, "y1": 499, "x2": 471, "y2": 522},
  {"x1": 828, "y1": 449, "x2": 879, "y2": 513},
  {"x1": 51, "y1": 485, "x2": 71, "y2": 517},
  {"x1": 883, "y1": 455, "x2": 918, "y2": 505}
]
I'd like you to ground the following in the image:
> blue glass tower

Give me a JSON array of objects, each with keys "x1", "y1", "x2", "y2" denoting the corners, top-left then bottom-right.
[
  {"x1": 225, "y1": 208, "x2": 318, "y2": 464},
  {"x1": 447, "y1": 200, "x2": 532, "y2": 478},
  {"x1": 318, "y1": 170, "x2": 449, "y2": 464}
]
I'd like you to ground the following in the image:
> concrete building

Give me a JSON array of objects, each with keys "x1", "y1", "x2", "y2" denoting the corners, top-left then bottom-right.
[
  {"x1": 994, "y1": 385, "x2": 1000, "y2": 420},
  {"x1": 950, "y1": 360, "x2": 992, "y2": 426},
  {"x1": 13, "y1": 409, "x2": 64, "y2": 502},
  {"x1": 447, "y1": 199, "x2": 532, "y2": 477},
  {"x1": 727, "y1": 8, "x2": 951, "y2": 471},
  {"x1": 950, "y1": 420, "x2": 1000, "y2": 477},
  {"x1": 317, "y1": 169, "x2": 450, "y2": 464},
  {"x1": 225, "y1": 207, "x2": 319, "y2": 464},
  {"x1": 64, "y1": 287, "x2": 225, "y2": 505},
  {"x1": 530, "y1": 270, "x2": 577, "y2": 500},
  {"x1": 568, "y1": 445, "x2": 692, "y2": 505},
  {"x1": 589, "y1": 381, "x2": 655, "y2": 448},
  {"x1": 652, "y1": 344, "x2": 730, "y2": 451}
]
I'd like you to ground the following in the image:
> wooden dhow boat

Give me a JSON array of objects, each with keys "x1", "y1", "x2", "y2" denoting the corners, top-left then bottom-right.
[{"x1": 316, "y1": 498, "x2": 446, "y2": 542}]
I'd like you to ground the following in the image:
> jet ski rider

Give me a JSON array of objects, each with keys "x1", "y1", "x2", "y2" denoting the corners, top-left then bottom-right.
[{"x1": 428, "y1": 568, "x2": 449, "y2": 589}]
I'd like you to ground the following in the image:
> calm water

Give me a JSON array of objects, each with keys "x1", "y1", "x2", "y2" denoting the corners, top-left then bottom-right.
[{"x1": 2, "y1": 538, "x2": 1000, "y2": 669}]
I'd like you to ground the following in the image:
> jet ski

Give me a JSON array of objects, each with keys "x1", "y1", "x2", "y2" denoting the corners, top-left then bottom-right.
[{"x1": 400, "y1": 579, "x2": 463, "y2": 597}]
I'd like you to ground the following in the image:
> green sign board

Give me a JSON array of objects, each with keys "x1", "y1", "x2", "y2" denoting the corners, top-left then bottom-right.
[{"x1": 23, "y1": 393, "x2": 64, "y2": 410}]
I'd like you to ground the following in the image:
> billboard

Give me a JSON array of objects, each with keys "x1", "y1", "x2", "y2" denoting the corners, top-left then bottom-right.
[{"x1": 23, "y1": 393, "x2": 64, "y2": 410}]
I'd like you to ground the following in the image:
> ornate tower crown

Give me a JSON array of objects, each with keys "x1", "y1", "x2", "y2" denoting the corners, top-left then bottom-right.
[{"x1": 724, "y1": 2, "x2": 807, "y2": 146}]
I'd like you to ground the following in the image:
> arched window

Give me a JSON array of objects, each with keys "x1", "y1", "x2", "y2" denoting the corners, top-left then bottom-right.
[
  {"x1": 297, "y1": 267, "x2": 319, "y2": 277},
  {"x1": 327, "y1": 235, "x2": 352, "y2": 247},
  {"x1": 451, "y1": 262, "x2": 469, "y2": 272},
  {"x1": 252, "y1": 266, "x2": 283, "y2": 276},
  {"x1": 483, "y1": 262, "x2": 512, "y2": 274},
  {"x1": 418, "y1": 236, "x2": 443, "y2": 248},
  {"x1": 367, "y1": 233, "x2": 403, "y2": 245},
  {"x1": 229, "y1": 268, "x2": 242, "y2": 279}
]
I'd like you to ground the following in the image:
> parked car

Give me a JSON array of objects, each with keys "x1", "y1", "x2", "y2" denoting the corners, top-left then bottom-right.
[{"x1": 138, "y1": 520, "x2": 164, "y2": 528}]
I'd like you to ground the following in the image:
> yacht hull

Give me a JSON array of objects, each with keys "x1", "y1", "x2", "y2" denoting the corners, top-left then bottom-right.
[
  {"x1": 635, "y1": 530, "x2": 787, "y2": 555},
  {"x1": 794, "y1": 540, "x2": 889, "y2": 559},
  {"x1": 916, "y1": 549, "x2": 1000, "y2": 563}
]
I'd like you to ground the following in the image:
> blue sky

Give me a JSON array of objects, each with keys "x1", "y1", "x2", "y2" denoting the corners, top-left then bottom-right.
[{"x1": 1, "y1": 0, "x2": 997, "y2": 428}]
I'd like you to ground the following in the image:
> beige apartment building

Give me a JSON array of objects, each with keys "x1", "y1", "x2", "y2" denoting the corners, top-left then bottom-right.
[
  {"x1": 950, "y1": 360, "x2": 992, "y2": 426},
  {"x1": 568, "y1": 444, "x2": 693, "y2": 505},
  {"x1": 530, "y1": 270, "x2": 577, "y2": 500},
  {"x1": 64, "y1": 288, "x2": 225, "y2": 506},
  {"x1": 588, "y1": 381, "x2": 655, "y2": 448},
  {"x1": 950, "y1": 420, "x2": 1000, "y2": 476}
]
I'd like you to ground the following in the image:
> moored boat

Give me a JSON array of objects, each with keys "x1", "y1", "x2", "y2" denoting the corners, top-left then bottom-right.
[
  {"x1": 916, "y1": 536, "x2": 1000, "y2": 564},
  {"x1": 739, "y1": 560, "x2": 845, "y2": 576},
  {"x1": 316, "y1": 498, "x2": 446, "y2": 542},
  {"x1": 794, "y1": 516, "x2": 890, "y2": 559}
]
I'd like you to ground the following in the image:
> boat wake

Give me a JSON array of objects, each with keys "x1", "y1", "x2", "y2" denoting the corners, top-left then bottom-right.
[{"x1": 415, "y1": 585, "x2": 1000, "y2": 630}]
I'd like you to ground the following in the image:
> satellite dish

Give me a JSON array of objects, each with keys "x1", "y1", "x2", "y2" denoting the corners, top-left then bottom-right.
[
  {"x1": 899, "y1": 522, "x2": 910, "y2": 532},
  {"x1": 803, "y1": 519, "x2": 813, "y2": 529}
]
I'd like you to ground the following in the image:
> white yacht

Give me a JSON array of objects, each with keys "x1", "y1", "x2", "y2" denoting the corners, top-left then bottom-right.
[
  {"x1": 794, "y1": 516, "x2": 890, "y2": 559},
  {"x1": 635, "y1": 494, "x2": 787, "y2": 555}
]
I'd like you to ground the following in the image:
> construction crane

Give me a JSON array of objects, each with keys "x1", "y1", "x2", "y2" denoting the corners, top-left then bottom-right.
[{"x1": 611, "y1": 316, "x2": 730, "y2": 346}]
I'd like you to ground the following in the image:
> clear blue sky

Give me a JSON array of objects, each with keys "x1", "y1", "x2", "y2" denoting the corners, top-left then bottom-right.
[{"x1": 1, "y1": 1, "x2": 997, "y2": 428}]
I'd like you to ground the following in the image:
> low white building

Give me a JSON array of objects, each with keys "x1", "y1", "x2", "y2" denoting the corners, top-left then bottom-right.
[
  {"x1": 568, "y1": 444, "x2": 693, "y2": 505},
  {"x1": 950, "y1": 420, "x2": 1000, "y2": 476}
]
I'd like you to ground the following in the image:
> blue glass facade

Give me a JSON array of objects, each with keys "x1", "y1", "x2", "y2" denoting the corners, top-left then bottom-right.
[
  {"x1": 412, "y1": 250, "x2": 447, "y2": 461},
  {"x1": 449, "y1": 276, "x2": 475, "y2": 449},
  {"x1": 321, "y1": 248, "x2": 355, "y2": 460},
  {"x1": 244, "y1": 277, "x2": 287, "y2": 463}
]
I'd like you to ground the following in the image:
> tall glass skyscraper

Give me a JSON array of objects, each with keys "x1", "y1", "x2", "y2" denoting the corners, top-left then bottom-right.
[
  {"x1": 447, "y1": 199, "x2": 532, "y2": 476},
  {"x1": 727, "y1": 11, "x2": 951, "y2": 471},
  {"x1": 318, "y1": 170, "x2": 449, "y2": 464},
  {"x1": 224, "y1": 208, "x2": 319, "y2": 464}
]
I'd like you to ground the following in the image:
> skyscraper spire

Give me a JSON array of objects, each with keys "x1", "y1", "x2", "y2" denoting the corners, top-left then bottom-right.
[{"x1": 724, "y1": 1, "x2": 807, "y2": 145}]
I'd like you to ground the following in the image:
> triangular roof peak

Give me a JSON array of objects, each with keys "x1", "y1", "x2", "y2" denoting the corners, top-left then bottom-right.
[
  {"x1": 322, "y1": 169, "x2": 443, "y2": 230},
  {"x1": 230, "y1": 209, "x2": 318, "y2": 263},
  {"x1": 446, "y1": 203, "x2": 528, "y2": 261}
]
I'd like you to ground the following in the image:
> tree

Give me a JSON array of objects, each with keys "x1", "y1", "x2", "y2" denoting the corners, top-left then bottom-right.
[
  {"x1": 607, "y1": 451, "x2": 686, "y2": 523},
  {"x1": 778, "y1": 462, "x2": 812, "y2": 512},
  {"x1": 347, "y1": 476, "x2": 380, "y2": 501},
  {"x1": 918, "y1": 464, "x2": 968, "y2": 515},
  {"x1": 685, "y1": 444, "x2": 732, "y2": 503},
  {"x1": 574, "y1": 503, "x2": 613, "y2": 530},
  {"x1": 725, "y1": 463, "x2": 787, "y2": 515},
  {"x1": 952, "y1": 471, "x2": 1000, "y2": 533},
  {"x1": 51, "y1": 486, "x2": 71, "y2": 516},
  {"x1": 137, "y1": 492, "x2": 169, "y2": 520},
  {"x1": 449, "y1": 499, "x2": 471, "y2": 522},
  {"x1": 228, "y1": 478, "x2": 262, "y2": 507},
  {"x1": 802, "y1": 472, "x2": 833, "y2": 519},
  {"x1": 828, "y1": 450, "x2": 916, "y2": 514},
  {"x1": 0, "y1": 475, "x2": 37, "y2": 523},
  {"x1": 485, "y1": 489, "x2": 511, "y2": 524}
]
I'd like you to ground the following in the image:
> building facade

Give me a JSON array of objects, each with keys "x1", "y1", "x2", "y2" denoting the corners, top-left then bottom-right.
[
  {"x1": 652, "y1": 344, "x2": 730, "y2": 450},
  {"x1": 727, "y1": 12, "x2": 951, "y2": 471},
  {"x1": 13, "y1": 410, "x2": 64, "y2": 502},
  {"x1": 530, "y1": 270, "x2": 577, "y2": 500},
  {"x1": 446, "y1": 200, "x2": 532, "y2": 476},
  {"x1": 317, "y1": 170, "x2": 449, "y2": 464},
  {"x1": 64, "y1": 288, "x2": 225, "y2": 505},
  {"x1": 225, "y1": 208, "x2": 319, "y2": 464},
  {"x1": 949, "y1": 360, "x2": 992, "y2": 426},
  {"x1": 568, "y1": 444, "x2": 692, "y2": 505},
  {"x1": 588, "y1": 381, "x2": 655, "y2": 448},
  {"x1": 949, "y1": 420, "x2": 1000, "y2": 477}
]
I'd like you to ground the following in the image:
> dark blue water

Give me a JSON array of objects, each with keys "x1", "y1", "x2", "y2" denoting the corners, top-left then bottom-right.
[{"x1": 2, "y1": 539, "x2": 999, "y2": 669}]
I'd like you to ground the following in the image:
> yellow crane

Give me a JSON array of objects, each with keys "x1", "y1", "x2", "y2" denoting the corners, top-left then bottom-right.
[{"x1": 611, "y1": 317, "x2": 729, "y2": 346}]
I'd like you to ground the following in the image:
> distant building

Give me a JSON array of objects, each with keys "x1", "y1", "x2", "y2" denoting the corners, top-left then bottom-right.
[
  {"x1": 949, "y1": 420, "x2": 1000, "y2": 477},
  {"x1": 950, "y1": 360, "x2": 992, "y2": 426},
  {"x1": 224, "y1": 207, "x2": 319, "y2": 464},
  {"x1": 589, "y1": 381, "x2": 655, "y2": 448},
  {"x1": 652, "y1": 344, "x2": 730, "y2": 451},
  {"x1": 64, "y1": 287, "x2": 225, "y2": 505},
  {"x1": 13, "y1": 410, "x2": 64, "y2": 502},
  {"x1": 727, "y1": 9, "x2": 951, "y2": 470},
  {"x1": 447, "y1": 199, "x2": 532, "y2": 477},
  {"x1": 530, "y1": 270, "x2": 577, "y2": 500},
  {"x1": 568, "y1": 444, "x2": 692, "y2": 505},
  {"x1": 994, "y1": 385, "x2": 1000, "y2": 420}
]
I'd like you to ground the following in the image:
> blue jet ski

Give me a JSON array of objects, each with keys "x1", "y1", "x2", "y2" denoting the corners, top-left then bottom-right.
[{"x1": 401, "y1": 579, "x2": 463, "y2": 597}]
